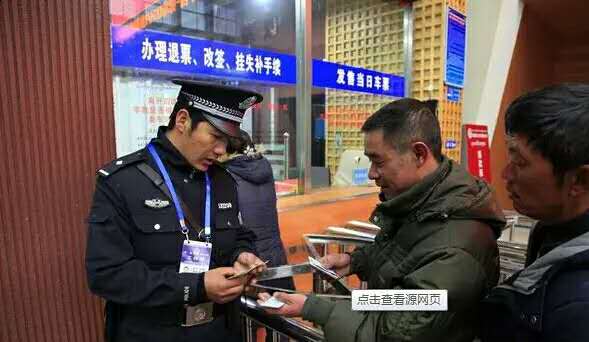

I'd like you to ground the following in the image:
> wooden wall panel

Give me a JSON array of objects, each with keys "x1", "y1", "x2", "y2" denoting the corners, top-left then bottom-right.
[
  {"x1": 0, "y1": 0, "x2": 114, "y2": 341},
  {"x1": 554, "y1": 42, "x2": 589, "y2": 83},
  {"x1": 490, "y1": 1, "x2": 589, "y2": 210},
  {"x1": 490, "y1": 8, "x2": 558, "y2": 210}
]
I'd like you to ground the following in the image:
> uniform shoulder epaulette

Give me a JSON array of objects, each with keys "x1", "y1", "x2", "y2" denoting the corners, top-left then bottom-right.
[{"x1": 96, "y1": 150, "x2": 146, "y2": 178}]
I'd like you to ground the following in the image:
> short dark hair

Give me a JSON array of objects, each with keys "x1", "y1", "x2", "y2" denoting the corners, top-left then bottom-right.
[
  {"x1": 167, "y1": 102, "x2": 207, "y2": 130},
  {"x1": 505, "y1": 83, "x2": 589, "y2": 178},
  {"x1": 361, "y1": 98, "x2": 442, "y2": 161}
]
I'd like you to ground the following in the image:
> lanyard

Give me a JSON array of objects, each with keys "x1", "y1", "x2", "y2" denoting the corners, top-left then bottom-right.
[
  {"x1": 204, "y1": 172, "x2": 211, "y2": 237},
  {"x1": 147, "y1": 143, "x2": 211, "y2": 241}
]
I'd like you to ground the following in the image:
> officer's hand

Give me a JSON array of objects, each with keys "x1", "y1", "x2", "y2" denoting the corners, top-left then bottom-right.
[
  {"x1": 204, "y1": 267, "x2": 244, "y2": 304},
  {"x1": 257, "y1": 292, "x2": 307, "y2": 317},
  {"x1": 320, "y1": 253, "x2": 351, "y2": 276},
  {"x1": 234, "y1": 252, "x2": 268, "y2": 275},
  {"x1": 234, "y1": 252, "x2": 268, "y2": 293}
]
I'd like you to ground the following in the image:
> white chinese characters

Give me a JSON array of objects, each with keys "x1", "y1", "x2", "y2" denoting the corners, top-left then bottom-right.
[
  {"x1": 154, "y1": 40, "x2": 167, "y2": 62},
  {"x1": 168, "y1": 42, "x2": 180, "y2": 64},
  {"x1": 203, "y1": 47, "x2": 214, "y2": 67},
  {"x1": 351, "y1": 289, "x2": 448, "y2": 311},
  {"x1": 136, "y1": 35, "x2": 402, "y2": 92},
  {"x1": 214, "y1": 49, "x2": 225, "y2": 69},
  {"x1": 140, "y1": 37, "x2": 193, "y2": 65},
  {"x1": 235, "y1": 52, "x2": 281, "y2": 76},
  {"x1": 335, "y1": 67, "x2": 392, "y2": 93},
  {"x1": 336, "y1": 69, "x2": 346, "y2": 85},
  {"x1": 139, "y1": 36, "x2": 283, "y2": 78},
  {"x1": 202, "y1": 47, "x2": 230, "y2": 69},
  {"x1": 141, "y1": 38, "x2": 154, "y2": 60}
]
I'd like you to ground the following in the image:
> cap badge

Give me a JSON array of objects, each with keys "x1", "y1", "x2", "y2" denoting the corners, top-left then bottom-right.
[
  {"x1": 144, "y1": 198, "x2": 171, "y2": 209},
  {"x1": 238, "y1": 96, "x2": 257, "y2": 109}
]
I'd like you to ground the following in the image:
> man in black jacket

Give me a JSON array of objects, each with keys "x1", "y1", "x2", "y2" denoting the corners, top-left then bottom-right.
[
  {"x1": 86, "y1": 80, "x2": 266, "y2": 342},
  {"x1": 481, "y1": 83, "x2": 589, "y2": 341}
]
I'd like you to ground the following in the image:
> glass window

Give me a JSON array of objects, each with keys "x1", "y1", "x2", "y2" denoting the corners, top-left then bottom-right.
[
  {"x1": 109, "y1": 0, "x2": 298, "y2": 195},
  {"x1": 311, "y1": 0, "x2": 406, "y2": 190},
  {"x1": 109, "y1": 0, "x2": 408, "y2": 196}
]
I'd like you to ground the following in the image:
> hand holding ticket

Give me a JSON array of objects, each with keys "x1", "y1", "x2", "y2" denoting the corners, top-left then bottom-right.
[
  {"x1": 227, "y1": 260, "x2": 269, "y2": 280},
  {"x1": 308, "y1": 256, "x2": 341, "y2": 280},
  {"x1": 258, "y1": 295, "x2": 285, "y2": 309}
]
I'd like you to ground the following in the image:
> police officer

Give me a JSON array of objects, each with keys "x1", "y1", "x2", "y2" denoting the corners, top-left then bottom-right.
[{"x1": 86, "y1": 79, "x2": 266, "y2": 342}]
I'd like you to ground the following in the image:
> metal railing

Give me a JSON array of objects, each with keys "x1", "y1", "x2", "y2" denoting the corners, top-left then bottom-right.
[
  {"x1": 498, "y1": 211, "x2": 535, "y2": 280},
  {"x1": 239, "y1": 234, "x2": 372, "y2": 341},
  {"x1": 320, "y1": 216, "x2": 533, "y2": 283},
  {"x1": 239, "y1": 213, "x2": 535, "y2": 340},
  {"x1": 240, "y1": 296, "x2": 324, "y2": 342},
  {"x1": 303, "y1": 233, "x2": 373, "y2": 294},
  {"x1": 500, "y1": 210, "x2": 536, "y2": 244}
]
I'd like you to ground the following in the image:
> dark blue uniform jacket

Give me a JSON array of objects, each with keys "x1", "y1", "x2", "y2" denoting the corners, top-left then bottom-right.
[{"x1": 85, "y1": 127, "x2": 255, "y2": 342}]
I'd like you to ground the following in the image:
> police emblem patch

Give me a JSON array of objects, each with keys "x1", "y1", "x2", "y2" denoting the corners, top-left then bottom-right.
[
  {"x1": 144, "y1": 198, "x2": 171, "y2": 209},
  {"x1": 238, "y1": 96, "x2": 257, "y2": 109}
]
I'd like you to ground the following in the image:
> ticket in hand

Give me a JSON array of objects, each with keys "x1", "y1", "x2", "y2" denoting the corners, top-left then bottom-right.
[
  {"x1": 308, "y1": 256, "x2": 340, "y2": 280},
  {"x1": 226, "y1": 260, "x2": 269, "y2": 280},
  {"x1": 258, "y1": 296, "x2": 285, "y2": 309}
]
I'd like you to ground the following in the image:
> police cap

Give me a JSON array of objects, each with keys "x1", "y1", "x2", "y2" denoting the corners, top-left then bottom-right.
[{"x1": 172, "y1": 79, "x2": 263, "y2": 138}]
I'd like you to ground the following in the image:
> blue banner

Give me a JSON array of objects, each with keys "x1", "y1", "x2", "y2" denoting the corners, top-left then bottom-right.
[
  {"x1": 445, "y1": 8, "x2": 466, "y2": 88},
  {"x1": 112, "y1": 25, "x2": 296, "y2": 85},
  {"x1": 112, "y1": 25, "x2": 404, "y2": 97},
  {"x1": 312, "y1": 60, "x2": 404, "y2": 97}
]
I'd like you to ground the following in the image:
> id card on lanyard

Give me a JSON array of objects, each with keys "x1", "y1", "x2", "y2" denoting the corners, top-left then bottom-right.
[{"x1": 147, "y1": 143, "x2": 212, "y2": 274}]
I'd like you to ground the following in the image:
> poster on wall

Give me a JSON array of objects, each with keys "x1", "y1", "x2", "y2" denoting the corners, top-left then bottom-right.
[
  {"x1": 445, "y1": 7, "x2": 466, "y2": 88},
  {"x1": 461, "y1": 124, "x2": 492, "y2": 183},
  {"x1": 112, "y1": 75, "x2": 254, "y2": 158},
  {"x1": 113, "y1": 76, "x2": 179, "y2": 157}
]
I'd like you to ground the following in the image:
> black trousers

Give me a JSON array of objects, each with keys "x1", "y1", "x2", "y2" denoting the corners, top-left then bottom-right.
[
  {"x1": 113, "y1": 314, "x2": 241, "y2": 342},
  {"x1": 107, "y1": 301, "x2": 242, "y2": 342}
]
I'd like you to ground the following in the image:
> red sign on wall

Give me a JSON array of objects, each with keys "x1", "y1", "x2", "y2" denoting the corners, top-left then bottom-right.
[{"x1": 462, "y1": 124, "x2": 492, "y2": 182}]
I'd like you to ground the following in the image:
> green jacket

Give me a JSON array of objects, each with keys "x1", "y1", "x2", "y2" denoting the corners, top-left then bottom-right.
[{"x1": 302, "y1": 157, "x2": 506, "y2": 342}]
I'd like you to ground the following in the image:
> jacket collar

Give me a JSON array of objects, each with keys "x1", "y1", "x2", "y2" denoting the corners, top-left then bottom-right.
[
  {"x1": 375, "y1": 156, "x2": 450, "y2": 220},
  {"x1": 499, "y1": 228, "x2": 589, "y2": 295},
  {"x1": 533, "y1": 211, "x2": 589, "y2": 260},
  {"x1": 149, "y1": 126, "x2": 199, "y2": 171},
  {"x1": 487, "y1": 212, "x2": 589, "y2": 333},
  {"x1": 371, "y1": 155, "x2": 506, "y2": 239}
]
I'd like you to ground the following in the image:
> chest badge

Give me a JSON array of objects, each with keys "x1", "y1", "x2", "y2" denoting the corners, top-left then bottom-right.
[
  {"x1": 144, "y1": 198, "x2": 171, "y2": 209},
  {"x1": 218, "y1": 202, "x2": 233, "y2": 210}
]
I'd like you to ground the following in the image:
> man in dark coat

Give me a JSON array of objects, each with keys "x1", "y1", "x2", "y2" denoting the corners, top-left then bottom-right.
[
  {"x1": 259, "y1": 99, "x2": 506, "y2": 342},
  {"x1": 480, "y1": 83, "x2": 589, "y2": 341},
  {"x1": 85, "y1": 80, "x2": 267, "y2": 342}
]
